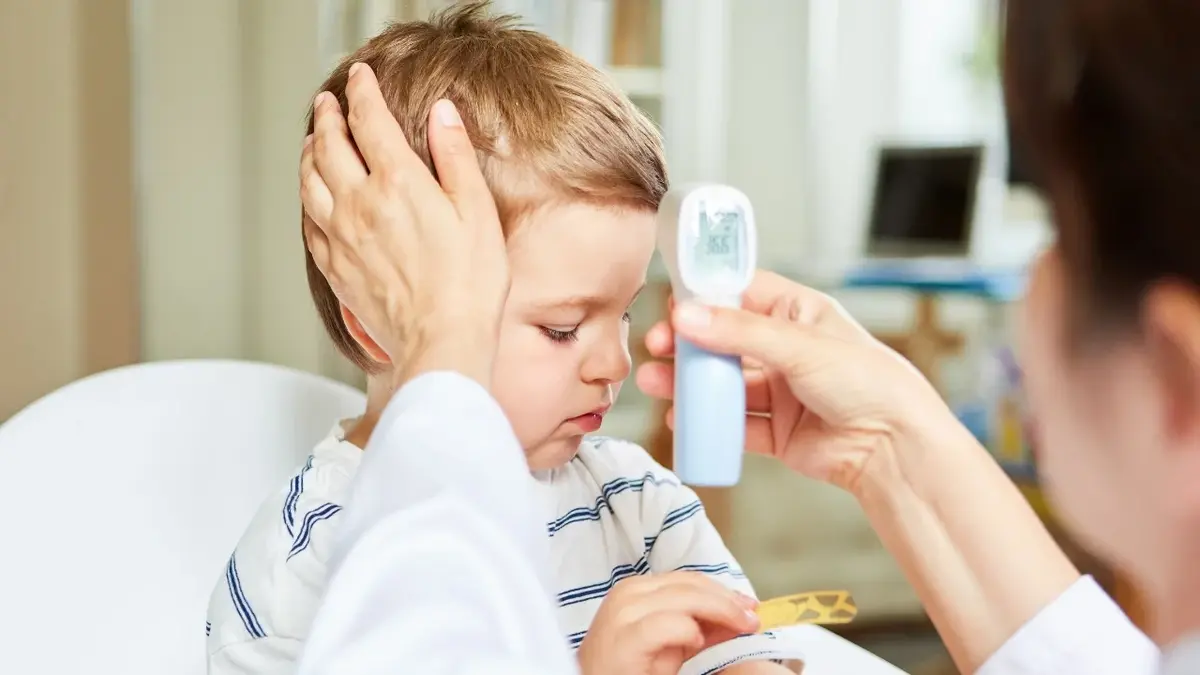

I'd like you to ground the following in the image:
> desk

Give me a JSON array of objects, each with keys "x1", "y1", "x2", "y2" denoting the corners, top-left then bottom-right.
[{"x1": 843, "y1": 264, "x2": 1024, "y2": 391}]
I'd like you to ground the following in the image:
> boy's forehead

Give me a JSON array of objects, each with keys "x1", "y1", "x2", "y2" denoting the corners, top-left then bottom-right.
[
  {"x1": 521, "y1": 283, "x2": 648, "y2": 314},
  {"x1": 507, "y1": 202, "x2": 656, "y2": 301}
]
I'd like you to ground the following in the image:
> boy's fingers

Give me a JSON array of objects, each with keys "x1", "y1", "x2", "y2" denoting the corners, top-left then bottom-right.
[
  {"x1": 630, "y1": 612, "x2": 705, "y2": 654},
  {"x1": 343, "y1": 63, "x2": 419, "y2": 182},
  {"x1": 642, "y1": 585, "x2": 761, "y2": 634},
  {"x1": 614, "y1": 573, "x2": 757, "y2": 633},
  {"x1": 427, "y1": 98, "x2": 500, "y2": 229},
  {"x1": 311, "y1": 92, "x2": 368, "y2": 195}
]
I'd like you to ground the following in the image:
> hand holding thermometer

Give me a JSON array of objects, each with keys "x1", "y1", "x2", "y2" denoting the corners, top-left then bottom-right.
[{"x1": 657, "y1": 184, "x2": 757, "y2": 487}]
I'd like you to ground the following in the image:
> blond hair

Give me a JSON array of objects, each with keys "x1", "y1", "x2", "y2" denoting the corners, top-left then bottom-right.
[{"x1": 303, "y1": 1, "x2": 667, "y2": 371}]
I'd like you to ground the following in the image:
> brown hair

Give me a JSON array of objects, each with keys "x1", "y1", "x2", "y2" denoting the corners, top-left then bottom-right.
[
  {"x1": 1004, "y1": 0, "x2": 1200, "y2": 338},
  {"x1": 303, "y1": 1, "x2": 667, "y2": 371}
]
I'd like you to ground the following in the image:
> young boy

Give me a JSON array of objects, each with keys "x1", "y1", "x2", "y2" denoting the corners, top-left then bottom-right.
[{"x1": 207, "y1": 4, "x2": 793, "y2": 674}]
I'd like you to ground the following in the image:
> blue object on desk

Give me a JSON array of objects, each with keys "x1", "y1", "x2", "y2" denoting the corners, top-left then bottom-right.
[
  {"x1": 844, "y1": 261, "x2": 1026, "y2": 302},
  {"x1": 1000, "y1": 461, "x2": 1040, "y2": 485},
  {"x1": 955, "y1": 402, "x2": 990, "y2": 444}
]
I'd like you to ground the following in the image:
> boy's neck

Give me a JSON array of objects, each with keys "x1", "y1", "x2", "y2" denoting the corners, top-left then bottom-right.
[{"x1": 344, "y1": 374, "x2": 395, "y2": 450}]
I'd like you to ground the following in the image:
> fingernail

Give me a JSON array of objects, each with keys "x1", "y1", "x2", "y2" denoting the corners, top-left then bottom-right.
[
  {"x1": 349, "y1": 62, "x2": 363, "y2": 78},
  {"x1": 434, "y1": 99, "x2": 463, "y2": 128},
  {"x1": 303, "y1": 134, "x2": 313, "y2": 149},
  {"x1": 314, "y1": 91, "x2": 330, "y2": 109},
  {"x1": 744, "y1": 609, "x2": 761, "y2": 629},
  {"x1": 674, "y1": 303, "x2": 712, "y2": 329},
  {"x1": 736, "y1": 593, "x2": 759, "y2": 609}
]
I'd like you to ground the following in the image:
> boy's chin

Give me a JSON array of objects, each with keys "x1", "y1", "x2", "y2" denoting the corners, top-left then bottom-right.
[{"x1": 525, "y1": 434, "x2": 586, "y2": 472}]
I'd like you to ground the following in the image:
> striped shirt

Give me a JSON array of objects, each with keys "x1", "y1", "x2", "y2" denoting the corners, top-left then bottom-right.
[{"x1": 206, "y1": 422, "x2": 757, "y2": 673}]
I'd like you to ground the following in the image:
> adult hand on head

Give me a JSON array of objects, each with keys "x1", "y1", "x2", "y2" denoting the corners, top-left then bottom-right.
[
  {"x1": 636, "y1": 271, "x2": 957, "y2": 495},
  {"x1": 299, "y1": 62, "x2": 507, "y2": 390}
]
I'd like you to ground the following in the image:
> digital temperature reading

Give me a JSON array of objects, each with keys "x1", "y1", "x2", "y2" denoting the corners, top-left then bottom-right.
[{"x1": 695, "y1": 202, "x2": 743, "y2": 275}]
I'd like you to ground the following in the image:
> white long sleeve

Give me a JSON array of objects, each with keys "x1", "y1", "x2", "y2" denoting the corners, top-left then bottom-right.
[
  {"x1": 296, "y1": 372, "x2": 577, "y2": 675},
  {"x1": 977, "y1": 576, "x2": 1159, "y2": 675}
]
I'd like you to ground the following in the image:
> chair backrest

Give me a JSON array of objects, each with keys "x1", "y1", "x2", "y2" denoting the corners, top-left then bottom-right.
[{"x1": 0, "y1": 360, "x2": 366, "y2": 674}]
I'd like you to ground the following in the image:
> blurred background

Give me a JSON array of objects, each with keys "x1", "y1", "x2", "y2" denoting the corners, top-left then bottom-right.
[{"x1": 0, "y1": 1, "x2": 1133, "y2": 672}]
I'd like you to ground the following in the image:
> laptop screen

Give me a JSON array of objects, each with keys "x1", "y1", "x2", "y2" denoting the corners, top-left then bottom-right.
[{"x1": 866, "y1": 144, "x2": 983, "y2": 257}]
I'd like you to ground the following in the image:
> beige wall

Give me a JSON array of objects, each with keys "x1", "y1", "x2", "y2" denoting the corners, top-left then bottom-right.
[
  {"x1": 0, "y1": 0, "x2": 369, "y2": 420},
  {"x1": 133, "y1": 0, "x2": 246, "y2": 361},
  {"x1": 133, "y1": 0, "x2": 360, "y2": 384},
  {"x1": 0, "y1": 0, "x2": 138, "y2": 419}
]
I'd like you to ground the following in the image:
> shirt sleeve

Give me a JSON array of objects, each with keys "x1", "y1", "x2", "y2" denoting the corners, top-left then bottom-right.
[
  {"x1": 632, "y1": 449, "x2": 754, "y2": 598},
  {"x1": 209, "y1": 636, "x2": 304, "y2": 675},
  {"x1": 976, "y1": 575, "x2": 1159, "y2": 675},
  {"x1": 296, "y1": 372, "x2": 577, "y2": 675}
]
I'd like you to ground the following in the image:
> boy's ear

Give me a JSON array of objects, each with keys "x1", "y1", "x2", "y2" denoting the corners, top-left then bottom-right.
[{"x1": 339, "y1": 305, "x2": 392, "y2": 365}]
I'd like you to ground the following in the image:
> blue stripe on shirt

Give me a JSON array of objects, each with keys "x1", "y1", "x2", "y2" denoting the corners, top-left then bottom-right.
[
  {"x1": 556, "y1": 559, "x2": 748, "y2": 608},
  {"x1": 287, "y1": 502, "x2": 342, "y2": 560},
  {"x1": 674, "y1": 562, "x2": 748, "y2": 579},
  {"x1": 282, "y1": 455, "x2": 314, "y2": 537},
  {"x1": 566, "y1": 630, "x2": 587, "y2": 650},
  {"x1": 546, "y1": 471, "x2": 680, "y2": 537},
  {"x1": 660, "y1": 499, "x2": 704, "y2": 533},
  {"x1": 557, "y1": 556, "x2": 651, "y2": 606},
  {"x1": 640, "y1": 501, "x2": 703, "y2": 559},
  {"x1": 224, "y1": 554, "x2": 266, "y2": 639}
]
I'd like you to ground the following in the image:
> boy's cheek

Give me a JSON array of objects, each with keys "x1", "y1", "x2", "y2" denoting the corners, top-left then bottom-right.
[{"x1": 491, "y1": 337, "x2": 574, "y2": 434}]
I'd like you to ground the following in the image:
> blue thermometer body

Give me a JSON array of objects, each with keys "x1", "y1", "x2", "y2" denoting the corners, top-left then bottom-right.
[{"x1": 657, "y1": 184, "x2": 757, "y2": 487}]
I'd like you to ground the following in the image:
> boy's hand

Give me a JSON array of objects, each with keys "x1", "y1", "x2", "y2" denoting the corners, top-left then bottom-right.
[
  {"x1": 300, "y1": 63, "x2": 508, "y2": 391},
  {"x1": 577, "y1": 572, "x2": 760, "y2": 675}
]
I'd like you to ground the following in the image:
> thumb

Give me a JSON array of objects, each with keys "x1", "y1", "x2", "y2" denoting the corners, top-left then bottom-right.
[
  {"x1": 672, "y1": 301, "x2": 823, "y2": 373},
  {"x1": 427, "y1": 99, "x2": 499, "y2": 227}
]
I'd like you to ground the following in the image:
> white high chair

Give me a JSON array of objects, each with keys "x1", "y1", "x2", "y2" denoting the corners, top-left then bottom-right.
[{"x1": 0, "y1": 360, "x2": 365, "y2": 675}]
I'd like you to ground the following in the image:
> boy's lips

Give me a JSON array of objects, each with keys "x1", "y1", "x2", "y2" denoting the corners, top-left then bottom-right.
[{"x1": 566, "y1": 404, "x2": 611, "y2": 432}]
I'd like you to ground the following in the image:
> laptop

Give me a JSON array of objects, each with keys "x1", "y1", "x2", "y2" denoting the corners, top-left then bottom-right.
[{"x1": 859, "y1": 142, "x2": 985, "y2": 279}]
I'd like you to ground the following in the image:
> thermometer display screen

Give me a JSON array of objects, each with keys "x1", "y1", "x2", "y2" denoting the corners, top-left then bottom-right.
[{"x1": 693, "y1": 202, "x2": 744, "y2": 276}]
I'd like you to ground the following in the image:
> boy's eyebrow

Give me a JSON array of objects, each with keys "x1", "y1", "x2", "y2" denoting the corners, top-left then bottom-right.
[{"x1": 531, "y1": 283, "x2": 647, "y2": 312}]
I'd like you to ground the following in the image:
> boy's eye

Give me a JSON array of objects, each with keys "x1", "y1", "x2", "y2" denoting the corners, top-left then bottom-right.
[{"x1": 540, "y1": 326, "x2": 580, "y2": 344}]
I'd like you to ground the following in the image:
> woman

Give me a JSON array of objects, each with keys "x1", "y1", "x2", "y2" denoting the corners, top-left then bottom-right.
[{"x1": 297, "y1": 1, "x2": 1196, "y2": 672}]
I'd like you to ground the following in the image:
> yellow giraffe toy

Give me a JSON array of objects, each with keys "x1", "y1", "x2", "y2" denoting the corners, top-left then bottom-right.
[{"x1": 755, "y1": 590, "x2": 858, "y2": 632}]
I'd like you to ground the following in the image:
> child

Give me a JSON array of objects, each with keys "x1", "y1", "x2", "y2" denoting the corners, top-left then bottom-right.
[{"x1": 207, "y1": 4, "x2": 792, "y2": 673}]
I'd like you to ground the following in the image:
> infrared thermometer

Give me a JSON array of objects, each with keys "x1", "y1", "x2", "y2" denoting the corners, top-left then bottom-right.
[{"x1": 657, "y1": 184, "x2": 757, "y2": 487}]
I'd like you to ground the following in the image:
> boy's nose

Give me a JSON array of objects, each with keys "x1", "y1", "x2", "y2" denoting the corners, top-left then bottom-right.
[{"x1": 582, "y1": 339, "x2": 632, "y2": 385}]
